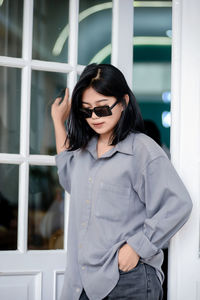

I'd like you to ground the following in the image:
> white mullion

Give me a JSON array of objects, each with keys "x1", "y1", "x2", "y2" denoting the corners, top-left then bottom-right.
[
  {"x1": 0, "y1": 154, "x2": 24, "y2": 164},
  {"x1": 77, "y1": 64, "x2": 85, "y2": 75},
  {"x1": 18, "y1": 0, "x2": 34, "y2": 253},
  {"x1": 67, "y1": 0, "x2": 79, "y2": 90},
  {"x1": 31, "y1": 60, "x2": 73, "y2": 73},
  {"x1": 0, "y1": 56, "x2": 26, "y2": 68},
  {"x1": 169, "y1": 0, "x2": 182, "y2": 171},
  {"x1": 18, "y1": 161, "x2": 29, "y2": 253},
  {"x1": 28, "y1": 155, "x2": 55, "y2": 166},
  {"x1": 0, "y1": 56, "x2": 73, "y2": 73},
  {"x1": 63, "y1": 0, "x2": 79, "y2": 251},
  {"x1": 0, "y1": 154, "x2": 55, "y2": 165},
  {"x1": 22, "y1": 0, "x2": 34, "y2": 62},
  {"x1": 111, "y1": 0, "x2": 133, "y2": 88}
]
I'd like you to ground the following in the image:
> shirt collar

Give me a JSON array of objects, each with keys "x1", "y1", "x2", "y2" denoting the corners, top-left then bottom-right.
[
  {"x1": 85, "y1": 133, "x2": 135, "y2": 159},
  {"x1": 115, "y1": 132, "x2": 135, "y2": 156},
  {"x1": 85, "y1": 135, "x2": 98, "y2": 157}
]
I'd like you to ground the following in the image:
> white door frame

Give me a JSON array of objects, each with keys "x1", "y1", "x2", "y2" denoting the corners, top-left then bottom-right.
[
  {"x1": 168, "y1": 0, "x2": 200, "y2": 299},
  {"x1": 3, "y1": 0, "x2": 199, "y2": 299}
]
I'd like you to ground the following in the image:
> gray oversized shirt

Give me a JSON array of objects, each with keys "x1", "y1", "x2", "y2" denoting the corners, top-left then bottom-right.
[{"x1": 55, "y1": 132, "x2": 192, "y2": 300}]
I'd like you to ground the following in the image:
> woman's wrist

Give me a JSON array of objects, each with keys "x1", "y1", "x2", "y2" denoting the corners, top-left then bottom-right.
[{"x1": 53, "y1": 119, "x2": 66, "y2": 128}]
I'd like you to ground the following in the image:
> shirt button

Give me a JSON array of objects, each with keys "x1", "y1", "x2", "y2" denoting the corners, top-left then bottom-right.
[
  {"x1": 81, "y1": 266, "x2": 85, "y2": 270},
  {"x1": 76, "y1": 288, "x2": 80, "y2": 293},
  {"x1": 86, "y1": 199, "x2": 90, "y2": 204},
  {"x1": 79, "y1": 243, "x2": 82, "y2": 248},
  {"x1": 81, "y1": 222, "x2": 86, "y2": 226},
  {"x1": 88, "y1": 177, "x2": 92, "y2": 182}
]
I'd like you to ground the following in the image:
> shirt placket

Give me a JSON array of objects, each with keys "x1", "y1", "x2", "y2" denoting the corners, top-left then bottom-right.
[{"x1": 78, "y1": 159, "x2": 103, "y2": 276}]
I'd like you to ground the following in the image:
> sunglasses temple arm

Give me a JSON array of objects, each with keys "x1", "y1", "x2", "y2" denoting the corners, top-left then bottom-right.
[{"x1": 110, "y1": 99, "x2": 120, "y2": 109}]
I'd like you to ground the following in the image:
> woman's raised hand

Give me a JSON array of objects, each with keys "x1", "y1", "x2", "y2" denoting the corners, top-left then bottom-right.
[
  {"x1": 51, "y1": 88, "x2": 71, "y2": 153},
  {"x1": 51, "y1": 88, "x2": 71, "y2": 125}
]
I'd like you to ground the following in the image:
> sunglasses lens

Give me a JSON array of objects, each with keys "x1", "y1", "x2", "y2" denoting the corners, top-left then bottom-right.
[
  {"x1": 94, "y1": 106, "x2": 111, "y2": 117},
  {"x1": 80, "y1": 105, "x2": 112, "y2": 118},
  {"x1": 80, "y1": 108, "x2": 92, "y2": 118}
]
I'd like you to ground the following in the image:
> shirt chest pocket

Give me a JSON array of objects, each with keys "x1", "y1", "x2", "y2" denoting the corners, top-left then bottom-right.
[{"x1": 95, "y1": 181, "x2": 131, "y2": 222}]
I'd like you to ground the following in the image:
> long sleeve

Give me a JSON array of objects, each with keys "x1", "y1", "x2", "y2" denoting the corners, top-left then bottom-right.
[
  {"x1": 55, "y1": 150, "x2": 76, "y2": 193},
  {"x1": 127, "y1": 156, "x2": 193, "y2": 259}
]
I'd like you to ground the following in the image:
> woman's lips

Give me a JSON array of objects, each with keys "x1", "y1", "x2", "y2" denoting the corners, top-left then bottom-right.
[{"x1": 93, "y1": 122, "x2": 105, "y2": 128}]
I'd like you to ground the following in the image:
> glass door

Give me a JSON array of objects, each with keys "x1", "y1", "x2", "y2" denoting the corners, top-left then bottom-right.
[{"x1": 0, "y1": 1, "x2": 134, "y2": 299}]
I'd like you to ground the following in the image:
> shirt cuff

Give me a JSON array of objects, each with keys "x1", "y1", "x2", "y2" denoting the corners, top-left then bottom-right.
[{"x1": 126, "y1": 231, "x2": 158, "y2": 259}]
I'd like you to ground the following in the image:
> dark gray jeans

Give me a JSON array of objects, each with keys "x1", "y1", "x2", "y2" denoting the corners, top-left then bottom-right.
[{"x1": 79, "y1": 262, "x2": 163, "y2": 300}]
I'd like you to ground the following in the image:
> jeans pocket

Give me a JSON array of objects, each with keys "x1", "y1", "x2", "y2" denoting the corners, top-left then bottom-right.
[{"x1": 143, "y1": 264, "x2": 163, "y2": 300}]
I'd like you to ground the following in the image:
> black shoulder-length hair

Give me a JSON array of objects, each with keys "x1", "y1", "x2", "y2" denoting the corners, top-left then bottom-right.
[{"x1": 66, "y1": 63, "x2": 145, "y2": 150}]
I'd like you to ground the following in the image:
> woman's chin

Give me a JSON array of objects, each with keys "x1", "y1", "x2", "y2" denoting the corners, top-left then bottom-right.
[{"x1": 93, "y1": 127, "x2": 108, "y2": 134}]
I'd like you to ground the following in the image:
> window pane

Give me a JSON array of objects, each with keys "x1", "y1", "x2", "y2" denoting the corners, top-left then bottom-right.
[
  {"x1": 30, "y1": 70, "x2": 67, "y2": 155},
  {"x1": 78, "y1": 0, "x2": 112, "y2": 65},
  {"x1": 32, "y1": 0, "x2": 69, "y2": 63},
  {"x1": 133, "y1": 5, "x2": 172, "y2": 152},
  {"x1": 0, "y1": 67, "x2": 21, "y2": 153},
  {"x1": 0, "y1": 0, "x2": 23, "y2": 57},
  {"x1": 28, "y1": 165, "x2": 64, "y2": 250},
  {"x1": 0, "y1": 164, "x2": 18, "y2": 250},
  {"x1": 133, "y1": 4, "x2": 172, "y2": 299}
]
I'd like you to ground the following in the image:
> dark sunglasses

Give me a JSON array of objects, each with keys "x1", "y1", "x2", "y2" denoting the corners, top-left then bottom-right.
[{"x1": 80, "y1": 99, "x2": 119, "y2": 118}]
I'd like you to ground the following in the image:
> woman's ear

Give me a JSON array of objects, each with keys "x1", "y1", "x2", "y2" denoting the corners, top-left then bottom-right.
[
  {"x1": 124, "y1": 94, "x2": 129, "y2": 106},
  {"x1": 122, "y1": 94, "x2": 129, "y2": 110}
]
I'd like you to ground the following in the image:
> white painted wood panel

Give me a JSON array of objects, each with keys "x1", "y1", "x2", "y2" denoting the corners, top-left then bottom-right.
[
  {"x1": 0, "y1": 252, "x2": 66, "y2": 300},
  {"x1": 111, "y1": 0, "x2": 133, "y2": 88},
  {"x1": 169, "y1": 0, "x2": 200, "y2": 299},
  {"x1": 0, "y1": 272, "x2": 42, "y2": 300},
  {"x1": 54, "y1": 271, "x2": 64, "y2": 300}
]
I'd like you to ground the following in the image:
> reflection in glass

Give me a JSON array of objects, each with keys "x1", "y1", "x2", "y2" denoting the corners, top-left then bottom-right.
[
  {"x1": 133, "y1": 5, "x2": 172, "y2": 299},
  {"x1": 0, "y1": 67, "x2": 21, "y2": 153},
  {"x1": 32, "y1": 0, "x2": 69, "y2": 63},
  {"x1": 78, "y1": 0, "x2": 112, "y2": 65},
  {"x1": 0, "y1": 164, "x2": 18, "y2": 250},
  {"x1": 30, "y1": 70, "x2": 67, "y2": 155},
  {"x1": 0, "y1": 0, "x2": 23, "y2": 57},
  {"x1": 28, "y1": 165, "x2": 64, "y2": 250},
  {"x1": 133, "y1": 5, "x2": 172, "y2": 150}
]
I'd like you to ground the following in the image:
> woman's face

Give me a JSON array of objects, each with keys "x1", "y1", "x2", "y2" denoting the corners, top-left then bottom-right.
[{"x1": 81, "y1": 87, "x2": 124, "y2": 140}]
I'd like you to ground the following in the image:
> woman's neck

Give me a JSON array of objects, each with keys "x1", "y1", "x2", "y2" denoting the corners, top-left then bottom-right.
[
  {"x1": 97, "y1": 134, "x2": 115, "y2": 158},
  {"x1": 98, "y1": 134, "x2": 112, "y2": 145}
]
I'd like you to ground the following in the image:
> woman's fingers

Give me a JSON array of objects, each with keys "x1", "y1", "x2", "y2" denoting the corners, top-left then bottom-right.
[
  {"x1": 60, "y1": 88, "x2": 70, "y2": 106},
  {"x1": 53, "y1": 97, "x2": 62, "y2": 106},
  {"x1": 63, "y1": 88, "x2": 70, "y2": 105},
  {"x1": 51, "y1": 88, "x2": 71, "y2": 123},
  {"x1": 63, "y1": 88, "x2": 72, "y2": 112},
  {"x1": 64, "y1": 87, "x2": 69, "y2": 100}
]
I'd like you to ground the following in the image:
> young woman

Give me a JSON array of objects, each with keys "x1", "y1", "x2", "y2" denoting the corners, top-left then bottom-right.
[{"x1": 51, "y1": 63, "x2": 192, "y2": 300}]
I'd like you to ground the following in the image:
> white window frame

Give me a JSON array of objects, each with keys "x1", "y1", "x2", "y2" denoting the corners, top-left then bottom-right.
[
  {"x1": 0, "y1": 1, "x2": 134, "y2": 299},
  {"x1": 0, "y1": 0, "x2": 133, "y2": 251}
]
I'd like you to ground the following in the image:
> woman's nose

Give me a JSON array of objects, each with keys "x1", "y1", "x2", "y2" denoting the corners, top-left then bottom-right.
[{"x1": 91, "y1": 111, "x2": 100, "y2": 119}]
